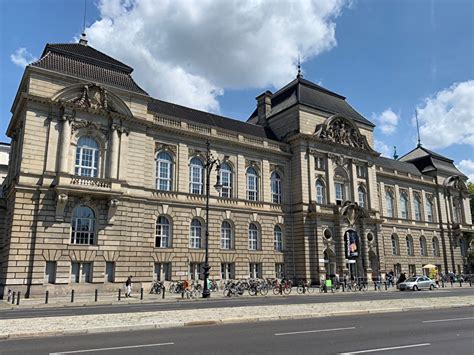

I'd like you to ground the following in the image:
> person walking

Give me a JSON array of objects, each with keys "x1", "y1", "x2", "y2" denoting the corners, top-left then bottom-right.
[{"x1": 125, "y1": 275, "x2": 133, "y2": 297}]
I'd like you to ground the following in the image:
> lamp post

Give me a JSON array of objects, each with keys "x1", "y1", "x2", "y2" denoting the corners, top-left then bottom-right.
[{"x1": 202, "y1": 139, "x2": 222, "y2": 298}]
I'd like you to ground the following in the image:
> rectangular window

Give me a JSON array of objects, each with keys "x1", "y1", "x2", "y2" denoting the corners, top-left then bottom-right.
[
  {"x1": 220, "y1": 169, "x2": 232, "y2": 198},
  {"x1": 189, "y1": 263, "x2": 204, "y2": 280},
  {"x1": 315, "y1": 156, "x2": 326, "y2": 170},
  {"x1": 249, "y1": 263, "x2": 262, "y2": 278},
  {"x1": 247, "y1": 175, "x2": 258, "y2": 201},
  {"x1": 105, "y1": 262, "x2": 115, "y2": 283},
  {"x1": 71, "y1": 262, "x2": 80, "y2": 283},
  {"x1": 220, "y1": 263, "x2": 235, "y2": 279},
  {"x1": 335, "y1": 183, "x2": 344, "y2": 204},
  {"x1": 45, "y1": 261, "x2": 57, "y2": 284},
  {"x1": 70, "y1": 262, "x2": 92, "y2": 283},
  {"x1": 408, "y1": 264, "x2": 416, "y2": 276},
  {"x1": 275, "y1": 263, "x2": 285, "y2": 279},
  {"x1": 154, "y1": 263, "x2": 172, "y2": 281},
  {"x1": 356, "y1": 165, "x2": 367, "y2": 178},
  {"x1": 81, "y1": 262, "x2": 92, "y2": 283}
]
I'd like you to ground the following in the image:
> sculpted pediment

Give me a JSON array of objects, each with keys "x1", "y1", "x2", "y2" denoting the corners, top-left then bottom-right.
[
  {"x1": 314, "y1": 115, "x2": 377, "y2": 154},
  {"x1": 52, "y1": 83, "x2": 133, "y2": 117}
]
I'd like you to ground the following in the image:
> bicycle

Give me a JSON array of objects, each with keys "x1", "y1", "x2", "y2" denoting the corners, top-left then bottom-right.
[
  {"x1": 296, "y1": 279, "x2": 314, "y2": 294},
  {"x1": 149, "y1": 280, "x2": 164, "y2": 294},
  {"x1": 272, "y1": 279, "x2": 292, "y2": 295}
]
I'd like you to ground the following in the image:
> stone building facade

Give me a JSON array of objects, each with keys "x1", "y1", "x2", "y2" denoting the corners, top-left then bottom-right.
[{"x1": 0, "y1": 39, "x2": 472, "y2": 297}]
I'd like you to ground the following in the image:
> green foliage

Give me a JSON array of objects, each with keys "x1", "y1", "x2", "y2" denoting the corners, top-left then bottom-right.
[{"x1": 469, "y1": 182, "x2": 474, "y2": 223}]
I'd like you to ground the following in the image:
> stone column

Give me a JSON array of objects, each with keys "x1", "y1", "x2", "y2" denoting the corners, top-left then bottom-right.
[
  {"x1": 408, "y1": 187, "x2": 415, "y2": 220},
  {"x1": 394, "y1": 184, "x2": 401, "y2": 218},
  {"x1": 59, "y1": 109, "x2": 74, "y2": 174},
  {"x1": 367, "y1": 163, "x2": 376, "y2": 210},
  {"x1": 351, "y1": 161, "x2": 358, "y2": 203},
  {"x1": 109, "y1": 125, "x2": 120, "y2": 180},
  {"x1": 327, "y1": 155, "x2": 336, "y2": 204}
]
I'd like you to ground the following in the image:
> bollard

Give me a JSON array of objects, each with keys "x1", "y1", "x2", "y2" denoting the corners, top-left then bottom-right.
[
  {"x1": 303, "y1": 282, "x2": 306, "y2": 294},
  {"x1": 118, "y1": 288, "x2": 121, "y2": 301},
  {"x1": 450, "y1": 281, "x2": 453, "y2": 287},
  {"x1": 162, "y1": 286, "x2": 166, "y2": 299},
  {"x1": 12, "y1": 291, "x2": 16, "y2": 305},
  {"x1": 7, "y1": 289, "x2": 11, "y2": 302},
  {"x1": 470, "y1": 279, "x2": 472, "y2": 287},
  {"x1": 140, "y1": 287, "x2": 144, "y2": 300},
  {"x1": 279, "y1": 284, "x2": 283, "y2": 295},
  {"x1": 442, "y1": 280, "x2": 445, "y2": 288},
  {"x1": 71, "y1": 289, "x2": 75, "y2": 303},
  {"x1": 45, "y1": 290, "x2": 49, "y2": 304},
  {"x1": 384, "y1": 282, "x2": 388, "y2": 290},
  {"x1": 16, "y1": 291, "x2": 20, "y2": 305},
  {"x1": 342, "y1": 283, "x2": 345, "y2": 292},
  {"x1": 459, "y1": 280, "x2": 462, "y2": 287},
  {"x1": 374, "y1": 282, "x2": 377, "y2": 291},
  {"x1": 94, "y1": 289, "x2": 98, "y2": 302},
  {"x1": 181, "y1": 291, "x2": 184, "y2": 299}
]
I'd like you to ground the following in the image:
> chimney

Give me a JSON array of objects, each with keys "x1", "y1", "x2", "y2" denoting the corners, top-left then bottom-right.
[{"x1": 255, "y1": 91, "x2": 272, "y2": 125}]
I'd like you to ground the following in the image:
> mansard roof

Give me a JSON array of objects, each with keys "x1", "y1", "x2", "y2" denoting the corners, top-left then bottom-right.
[
  {"x1": 374, "y1": 156, "x2": 422, "y2": 176},
  {"x1": 249, "y1": 77, "x2": 375, "y2": 127},
  {"x1": 31, "y1": 42, "x2": 148, "y2": 95},
  {"x1": 148, "y1": 99, "x2": 277, "y2": 140}
]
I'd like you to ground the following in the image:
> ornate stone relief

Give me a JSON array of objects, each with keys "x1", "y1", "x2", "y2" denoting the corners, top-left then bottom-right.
[
  {"x1": 443, "y1": 175, "x2": 468, "y2": 196},
  {"x1": 107, "y1": 198, "x2": 120, "y2": 224},
  {"x1": 314, "y1": 115, "x2": 376, "y2": 153},
  {"x1": 112, "y1": 124, "x2": 130, "y2": 136},
  {"x1": 55, "y1": 193, "x2": 68, "y2": 221},
  {"x1": 328, "y1": 153, "x2": 346, "y2": 167},
  {"x1": 188, "y1": 148, "x2": 205, "y2": 159},
  {"x1": 269, "y1": 163, "x2": 282, "y2": 172},
  {"x1": 155, "y1": 142, "x2": 177, "y2": 155},
  {"x1": 71, "y1": 84, "x2": 117, "y2": 113},
  {"x1": 385, "y1": 186, "x2": 395, "y2": 195},
  {"x1": 245, "y1": 159, "x2": 261, "y2": 169}
]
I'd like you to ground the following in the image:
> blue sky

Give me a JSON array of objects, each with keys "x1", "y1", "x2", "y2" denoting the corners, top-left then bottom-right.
[{"x1": 1, "y1": 0, "x2": 473, "y2": 178}]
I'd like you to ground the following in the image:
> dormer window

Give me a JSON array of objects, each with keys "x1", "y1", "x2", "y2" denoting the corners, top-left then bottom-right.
[{"x1": 315, "y1": 156, "x2": 326, "y2": 170}]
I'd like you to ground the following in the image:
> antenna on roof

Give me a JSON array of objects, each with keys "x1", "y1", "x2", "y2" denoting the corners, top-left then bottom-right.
[
  {"x1": 296, "y1": 54, "x2": 303, "y2": 79},
  {"x1": 393, "y1": 146, "x2": 399, "y2": 160},
  {"x1": 79, "y1": 0, "x2": 88, "y2": 45},
  {"x1": 415, "y1": 108, "x2": 421, "y2": 147}
]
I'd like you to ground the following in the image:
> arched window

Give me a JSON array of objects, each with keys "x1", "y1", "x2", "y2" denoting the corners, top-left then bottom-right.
[
  {"x1": 189, "y1": 157, "x2": 204, "y2": 194},
  {"x1": 189, "y1": 219, "x2": 202, "y2": 248},
  {"x1": 432, "y1": 237, "x2": 440, "y2": 257},
  {"x1": 426, "y1": 198, "x2": 434, "y2": 222},
  {"x1": 274, "y1": 225, "x2": 283, "y2": 251},
  {"x1": 75, "y1": 136, "x2": 99, "y2": 177},
  {"x1": 391, "y1": 234, "x2": 399, "y2": 255},
  {"x1": 420, "y1": 236, "x2": 427, "y2": 256},
  {"x1": 452, "y1": 197, "x2": 462, "y2": 223},
  {"x1": 406, "y1": 235, "x2": 414, "y2": 256},
  {"x1": 71, "y1": 205, "x2": 96, "y2": 245},
  {"x1": 271, "y1": 171, "x2": 282, "y2": 204},
  {"x1": 414, "y1": 195, "x2": 422, "y2": 221},
  {"x1": 221, "y1": 221, "x2": 233, "y2": 249},
  {"x1": 358, "y1": 186, "x2": 367, "y2": 208},
  {"x1": 219, "y1": 163, "x2": 232, "y2": 198},
  {"x1": 155, "y1": 216, "x2": 171, "y2": 248},
  {"x1": 385, "y1": 191, "x2": 394, "y2": 217},
  {"x1": 316, "y1": 179, "x2": 326, "y2": 204},
  {"x1": 400, "y1": 193, "x2": 409, "y2": 219},
  {"x1": 155, "y1": 151, "x2": 173, "y2": 191},
  {"x1": 248, "y1": 223, "x2": 259, "y2": 250},
  {"x1": 246, "y1": 167, "x2": 259, "y2": 201}
]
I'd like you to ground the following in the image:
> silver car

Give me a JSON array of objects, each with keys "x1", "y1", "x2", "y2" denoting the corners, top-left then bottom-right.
[{"x1": 398, "y1": 276, "x2": 436, "y2": 291}]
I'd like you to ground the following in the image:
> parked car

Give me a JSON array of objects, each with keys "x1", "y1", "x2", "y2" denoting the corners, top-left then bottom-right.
[{"x1": 398, "y1": 276, "x2": 436, "y2": 291}]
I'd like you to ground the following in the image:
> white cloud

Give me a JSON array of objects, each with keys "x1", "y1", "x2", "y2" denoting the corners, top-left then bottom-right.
[
  {"x1": 372, "y1": 108, "x2": 399, "y2": 135},
  {"x1": 85, "y1": 0, "x2": 347, "y2": 112},
  {"x1": 416, "y1": 80, "x2": 474, "y2": 149},
  {"x1": 375, "y1": 139, "x2": 393, "y2": 158},
  {"x1": 457, "y1": 159, "x2": 474, "y2": 182},
  {"x1": 10, "y1": 48, "x2": 37, "y2": 67}
]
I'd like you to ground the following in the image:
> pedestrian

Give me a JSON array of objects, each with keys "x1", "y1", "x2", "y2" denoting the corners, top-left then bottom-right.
[{"x1": 125, "y1": 275, "x2": 132, "y2": 297}]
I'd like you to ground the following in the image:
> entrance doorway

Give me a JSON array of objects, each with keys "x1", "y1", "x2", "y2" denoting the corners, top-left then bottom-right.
[{"x1": 323, "y1": 249, "x2": 336, "y2": 276}]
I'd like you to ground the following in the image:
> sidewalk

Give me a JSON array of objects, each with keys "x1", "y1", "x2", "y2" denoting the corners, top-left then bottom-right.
[{"x1": 0, "y1": 295, "x2": 472, "y2": 339}]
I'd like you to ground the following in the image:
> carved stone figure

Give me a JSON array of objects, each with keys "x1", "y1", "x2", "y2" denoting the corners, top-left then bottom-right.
[{"x1": 71, "y1": 84, "x2": 116, "y2": 112}]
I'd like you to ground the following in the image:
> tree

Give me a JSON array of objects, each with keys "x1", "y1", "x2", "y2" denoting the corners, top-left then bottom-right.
[{"x1": 468, "y1": 182, "x2": 474, "y2": 223}]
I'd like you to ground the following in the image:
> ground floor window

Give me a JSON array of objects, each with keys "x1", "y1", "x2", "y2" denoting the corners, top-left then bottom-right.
[
  {"x1": 408, "y1": 264, "x2": 416, "y2": 277},
  {"x1": 220, "y1": 263, "x2": 235, "y2": 280},
  {"x1": 45, "y1": 261, "x2": 57, "y2": 284},
  {"x1": 70, "y1": 262, "x2": 92, "y2": 283},
  {"x1": 393, "y1": 263, "x2": 402, "y2": 277},
  {"x1": 275, "y1": 263, "x2": 285, "y2": 279},
  {"x1": 249, "y1": 263, "x2": 262, "y2": 278},
  {"x1": 105, "y1": 262, "x2": 115, "y2": 282},
  {"x1": 154, "y1": 263, "x2": 172, "y2": 281},
  {"x1": 189, "y1": 262, "x2": 204, "y2": 280}
]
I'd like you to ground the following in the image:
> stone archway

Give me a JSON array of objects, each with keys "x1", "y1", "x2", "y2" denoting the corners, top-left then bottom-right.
[{"x1": 323, "y1": 248, "x2": 336, "y2": 276}]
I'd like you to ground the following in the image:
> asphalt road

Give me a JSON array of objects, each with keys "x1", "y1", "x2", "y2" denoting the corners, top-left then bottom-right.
[
  {"x1": 1, "y1": 286, "x2": 473, "y2": 319},
  {"x1": 1, "y1": 306, "x2": 473, "y2": 354}
]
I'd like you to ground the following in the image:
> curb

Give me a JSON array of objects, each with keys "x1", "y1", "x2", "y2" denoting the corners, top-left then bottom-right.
[{"x1": 2, "y1": 302, "x2": 472, "y2": 340}]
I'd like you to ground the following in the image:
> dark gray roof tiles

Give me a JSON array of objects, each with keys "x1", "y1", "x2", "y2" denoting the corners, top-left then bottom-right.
[{"x1": 375, "y1": 156, "x2": 422, "y2": 176}]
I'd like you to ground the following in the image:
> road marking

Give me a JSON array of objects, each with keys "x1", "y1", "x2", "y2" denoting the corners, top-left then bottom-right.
[
  {"x1": 275, "y1": 326, "x2": 355, "y2": 336},
  {"x1": 49, "y1": 342, "x2": 174, "y2": 354},
  {"x1": 339, "y1": 343, "x2": 431, "y2": 354},
  {"x1": 422, "y1": 317, "x2": 474, "y2": 323}
]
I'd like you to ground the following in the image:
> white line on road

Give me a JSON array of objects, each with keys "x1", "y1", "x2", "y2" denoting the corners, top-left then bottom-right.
[
  {"x1": 49, "y1": 342, "x2": 174, "y2": 354},
  {"x1": 339, "y1": 343, "x2": 431, "y2": 354},
  {"x1": 422, "y1": 317, "x2": 474, "y2": 323},
  {"x1": 275, "y1": 326, "x2": 355, "y2": 336}
]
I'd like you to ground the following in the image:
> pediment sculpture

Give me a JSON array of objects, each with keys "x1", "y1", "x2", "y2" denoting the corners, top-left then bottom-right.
[
  {"x1": 314, "y1": 115, "x2": 377, "y2": 153},
  {"x1": 72, "y1": 84, "x2": 115, "y2": 112}
]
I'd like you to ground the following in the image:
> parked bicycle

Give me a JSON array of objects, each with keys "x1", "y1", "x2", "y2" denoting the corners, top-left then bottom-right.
[
  {"x1": 296, "y1": 279, "x2": 314, "y2": 294},
  {"x1": 149, "y1": 280, "x2": 165, "y2": 294},
  {"x1": 273, "y1": 279, "x2": 292, "y2": 295}
]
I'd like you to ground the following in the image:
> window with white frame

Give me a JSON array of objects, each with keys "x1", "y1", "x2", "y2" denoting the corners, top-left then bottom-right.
[
  {"x1": 189, "y1": 219, "x2": 202, "y2": 248},
  {"x1": 154, "y1": 262, "x2": 171, "y2": 281},
  {"x1": 406, "y1": 235, "x2": 414, "y2": 256},
  {"x1": 219, "y1": 163, "x2": 232, "y2": 198},
  {"x1": 248, "y1": 223, "x2": 259, "y2": 250},
  {"x1": 315, "y1": 156, "x2": 326, "y2": 170},
  {"x1": 420, "y1": 236, "x2": 427, "y2": 256},
  {"x1": 335, "y1": 182, "x2": 344, "y2": 205},
  {"x1": 271, "y1": 171, "x2": 282, "y2": 204},
  {"x1": 221, "y1": 221, "x2": 233, "y2": 249},
  {"x1": 275, "y1": 263, "x2": 285, "y2": 278},
  {"x1": 358, "y1": 186, "x2": 366, "y2": 208},
  {"x1": 385, "y1": 191, "x2": 394, "y2": 217},
  {"x1": 414, "y1": 195, "x2": 422, "y2": 221},
  {"x1": 221, "y1": 263, "x2": 235, "y2": 279},
  {"x1": 400, "y1": 192, "x2": 409, "y2": 219},
  {"x1": 75, "y1": 136, "x2": 99, "y2": 177},
  {"x1": 189, "y1": 262, "x2": 204, "y2": 280},
  {"x1": 155, "y1": 216, "x2": 171, "y2": 248},
  {"x1": 432, "y1": 237, "x2": 440, "y2": 256},
  {"x1": 274, "y1": 225, "x2": 283, "y2": 251},
  {"x1": 70, "y1": 262, "x2": 92, "y2": 283},
  {"x1": 356, "y1": 165, "x2": 367, "y2": 178},
  {"x1": 71, "y1": 205, "x2": 96, "y2": 245},
  {"x1": 45, "y1": 261, "x2": 57, "y2": 284},
  {"x1": 391, "y1": 234, "x2": 399, "y2": 255},
  {"x1": 316, "y1": 179, "x2": 326, "y2": 204},
  {"x1": 105, "y1": 262, "x2": 115, "y2": 283},
  {"x1": 189, "y1": 157, "x2": 204, "y2": 194},
  {"x1": 246, "y1": 167, "x2": 259, "y2": 201},
  {"x1": 155, "y1": 151, "x2": 173, "y2": 191},
  {"x1": 426, "y1": 198, "x2": 434, "y2": 222},
  {"x1": 249, "y1": 263, "x2": 262, "y2": 278}
]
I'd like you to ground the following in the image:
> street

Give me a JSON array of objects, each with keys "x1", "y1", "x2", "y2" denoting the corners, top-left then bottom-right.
[
  {"x1": 1, "y1": 286, "x2": 472, "y2": 320},
  {"x1": 1, "y1": 306, "x2": 473, "y2": 354}
]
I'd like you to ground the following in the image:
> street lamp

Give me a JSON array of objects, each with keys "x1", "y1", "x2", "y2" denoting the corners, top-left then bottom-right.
[{"x1": 202, "y1": 139, "x2": 223, "y2": 298}]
